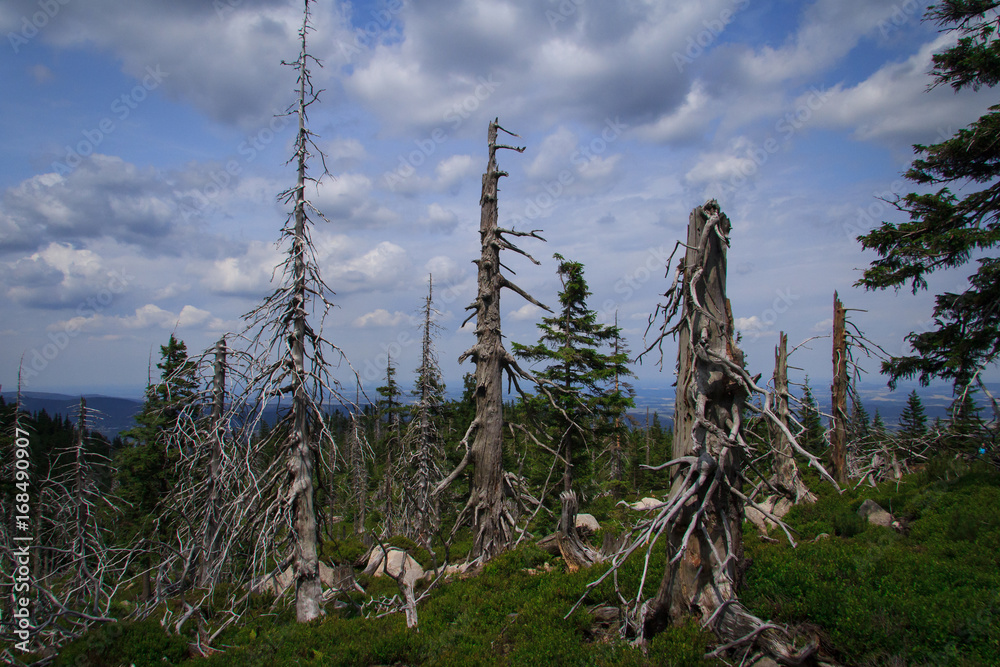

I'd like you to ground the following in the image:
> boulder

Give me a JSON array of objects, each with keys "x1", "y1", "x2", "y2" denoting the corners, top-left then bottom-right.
[
  {"x1": 630, "y1": 497, "x2": 662, "y2": 511},
  {"x1": 575, "y1": 513, "x2": 600, "y2": 534},
  {"x1": 857, "y1": 499, "x2": 893, "y2": 528},
  {"x1": 745, "y1": 495, "x2": 793, "y2": 532},
  {"x1": 364, "y1": 547, "x2": 424, "y2": 588}
]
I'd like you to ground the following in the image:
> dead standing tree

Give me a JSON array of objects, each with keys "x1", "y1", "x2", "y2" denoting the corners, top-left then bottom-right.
[
  {"x1": 434, "y1": 119, "x2": 551, "y2": 562},
  {"x1": 401, "y1": 275, "x2": 445, "y2": 548},
  {"x1": 831, "y1": 292, "x2": 849, "y2": 485},
  {"x1": 239, "y1": 0, "x2": 358, "y2": 622},
  {"x1": 768, "y1": 332, "x2": 816, "y2": 504},
  {"x1": 599, "y1": 201, "x2": 827, "y2": 660}
]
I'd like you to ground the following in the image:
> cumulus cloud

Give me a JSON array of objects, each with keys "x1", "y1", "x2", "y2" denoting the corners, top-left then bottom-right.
[
  {"x1": 802, "y1": 34, "x2": 993, "y2": 146},
  {"x1": 0, "y1": 0, "x2": 347, "y2": 128},
  {"x1": 4, "y1": 243, "x2": 122, "y2": 309},
  {"x1": 418, "y1": 203, "x2": 459, "y2": 233},
  {"x1": 52, "y1": 303, "x2": 228, "y2": 334},
  {"x1": 352, "y1": 309, "x2": 415, "y2": 328},
  {"x1": 509, "y1": 303, "x2": 542, "y2": 321},
  {"x1": 345, "y1": 0, "x2": 737, "y2": 133}
]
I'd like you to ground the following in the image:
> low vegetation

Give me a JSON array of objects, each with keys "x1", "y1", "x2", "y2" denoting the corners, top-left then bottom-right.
[{"x1": 36, "y1": 457, "x2": 999, "y2": 666}]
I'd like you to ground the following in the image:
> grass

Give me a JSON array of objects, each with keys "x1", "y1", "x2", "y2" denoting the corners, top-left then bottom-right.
[{"x1": 37, "y1": 459, "x2": 1000, "y2": 666}]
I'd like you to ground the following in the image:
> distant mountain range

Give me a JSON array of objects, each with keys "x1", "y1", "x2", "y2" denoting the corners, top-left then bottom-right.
[
  {"x1": 1, "y1": 391, "x2": 144, "y2": 439},
  {"x1": 3, "y1": 381, "x2": 996, "y2": 440}
]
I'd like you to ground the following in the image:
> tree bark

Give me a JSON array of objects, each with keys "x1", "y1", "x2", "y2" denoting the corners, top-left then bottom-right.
[
  {"x1": 639, "y1": 202, "x2": 815, "y2": 662},
  {"x1": 289, "y1": 2, "x2": 321, "y2": 622},
  {"x1": 831, "y1": 292, "x2": 848, "y2": 486},
  {"x1": 769, "y1": 332, "x2": 815, "y2": 503}
]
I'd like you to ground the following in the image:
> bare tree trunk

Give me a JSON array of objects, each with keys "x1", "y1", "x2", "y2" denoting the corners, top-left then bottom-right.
[
  {"x1": 831, "y1": 292, "x2": 848, "y2": 486},
  {"x1": 199, "y1": 338, "x2": 225, "y2": 587},
  {"x1": 435, "y1": 119, "x2": 548, "y2": 562},
  {"x1": 288, "y1": 2, "x2": 321, "y2": 622},
  {"x1": 769, "y1": 332, "x2": 816, "y2": 503},
  {"x1": 644, "y1": 203, "x2": 746, "y2": 633},
  {"x1": 636, "y1": 202, "x2": 816, "y2": 662}
]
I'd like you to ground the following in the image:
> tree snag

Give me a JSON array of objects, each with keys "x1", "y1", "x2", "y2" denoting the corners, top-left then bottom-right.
[
  {"x1": 831, "y1": 292, "x2": 849, "y2": 486},
  {"x1": 591, "y1": 201, "x2": 824, "y2": 662},
  {"x1": 434, "y1": 118, "x2": 550, "y2": 562},
  {"x1": 768, "y1": 332, "x2": 816, "y2": 504}
]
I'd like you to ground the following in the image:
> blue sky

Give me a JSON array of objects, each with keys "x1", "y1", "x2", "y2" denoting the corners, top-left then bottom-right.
[{"x1": 1, "y1": 0, "x2": 996, "y2": 415}]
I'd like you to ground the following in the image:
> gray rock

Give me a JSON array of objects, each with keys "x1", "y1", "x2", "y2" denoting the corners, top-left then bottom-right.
[
  {"x1": 857, "y1": 499, "x2": 893, "y2": 528},
  {"x1": 575, "y1": 513, "x2": 600, "y2": 533}
]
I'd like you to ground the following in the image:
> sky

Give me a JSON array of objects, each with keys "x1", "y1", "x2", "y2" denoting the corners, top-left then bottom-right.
[{"x1": 1, "y1": 0, "x2": 996, "y2": 416}]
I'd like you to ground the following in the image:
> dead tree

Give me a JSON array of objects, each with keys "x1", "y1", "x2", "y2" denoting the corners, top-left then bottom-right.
[
  {"x1": 347, "y1": 404, "x2": 371, "y2": 536},
  {"x1": 831, "y1": 292, "x2": 849, "y2": 485},
  {"x1": 401, "y1": 275, "x2": 445, "y2": 548},
  {"x1": 434, "y1": 119, "x2": 551, "y2": 562},
  {"x1": 768, "y1": 332, "x2": 816, "y2": 504},
  {"x1": 238, "y1": 0, "x2": 358, "y2": 622},
  {"x1": 581, "y1": 201, "x2": 830, "y2": 661},
  {"x1": 198, "y1": 338, "x2": 226, "y2": 587}
]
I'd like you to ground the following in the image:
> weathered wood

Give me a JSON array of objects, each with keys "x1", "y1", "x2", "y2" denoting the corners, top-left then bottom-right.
[
  {"x1": 768, "y1": 332, "x2": 816, "y2": 504},
  {"x1": 555, "y1": 490, "x2": 600, "y2": 572},
  {"x1": 198, "y1": 338, "x2": 225, "y2": 587},
  {"x1": 436, "y1": 119, "x2": 544, "y2": 563},
  {"x1": 831, "y1": 292, "x2": 848, "y2": 486},
  {"x1": 635, "y1": 202, "x2": 815, "y2": 662}
]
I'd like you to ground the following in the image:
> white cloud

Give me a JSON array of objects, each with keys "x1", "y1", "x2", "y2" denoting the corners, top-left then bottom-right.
[
  {"x1": 352, "y1": 309, "x2": 414, "y2": 328},
  {"x1": 509, "y1": 303, "x2": 542, "y2": 321},
  {"x1": 418, "y1": 204, "x2": 459, "y2": 233},
  {"x1": 804, "y1": 34, "x2": 993, "y2": 145},
  {"x1": 635, "y1": 80, "x2": 715, "y2": 143},
  {"x1": 52, "y1": 303, "x2": 227, "y2": 334}
]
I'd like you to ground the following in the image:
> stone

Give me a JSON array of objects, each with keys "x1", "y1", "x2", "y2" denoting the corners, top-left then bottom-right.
[
  {"x1": 857, "y1": 499, "x2": 893, "y2": 528},
  {"x1": 630, "y1": 497, "x2": 662, "y2": 511},
  {"x1": 575, "y1": 513, "x2": 600, "y2": 533},
  {"x1": 364, "y1": 547, "x2": 424, "y2": 588}
]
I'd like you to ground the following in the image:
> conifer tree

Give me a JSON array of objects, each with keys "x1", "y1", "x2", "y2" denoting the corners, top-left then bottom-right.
[
  {"x1": 857, "y1": 1, "x2": 1000, "y2": 389},
  {"x1": 513, "y1": 255, "x2": 633, "y2": 494},
  {"x1": 795, "y1": 376, "x2": 826, "y2": 454},
  {"x1": 116, "y1": 334, "x2": 196, "y2": 598},
  {"x1": 848, "y1": 393, "x2": 871, "y2": 443},
  {"x1": 899, "y1": 389, "x2": 928, "y2": 439}
]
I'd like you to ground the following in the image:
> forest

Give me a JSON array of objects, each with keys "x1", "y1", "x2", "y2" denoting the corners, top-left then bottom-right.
[{"x1": 2, "y1": 1, "x2": 1000, "y2": 665}]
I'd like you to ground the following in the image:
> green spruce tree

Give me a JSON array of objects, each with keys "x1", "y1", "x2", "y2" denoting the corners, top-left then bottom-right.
[
  {"x1": 856, "y1": 1, "x2": 1000, "y2": 389},
  {"x1": 796, "y1": 376, "x2": 826, "y2": 454},
  {"x1": 899, "y1": 389, "x2": 928, "y2": 439},
  {"x1": 513, "y1": 255, "x2": 633, "y2": 494},
  {"x1": 116, "y1": 334, "x2": 197, "y2": 598}
]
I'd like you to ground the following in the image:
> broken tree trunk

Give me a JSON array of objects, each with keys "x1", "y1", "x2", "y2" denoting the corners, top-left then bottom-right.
[
  {"x1": 198, "y1": 338, "x2": 225, "y2": 588},
  {"x1": 555, "y1": 490, "x2": 600, "y2": 572},
  {"x1": 434, "y1": 118, "x2": 549, "y2": 563},
  {"x1": 638, "y1": 201, "x2": 816, "y2": 661},
  {"x1": 769, "y1": 332, "x2": 816, "y2": 504},
  {"x1": 831, "y1": 292, "x2": 848, "y2": 486}
]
